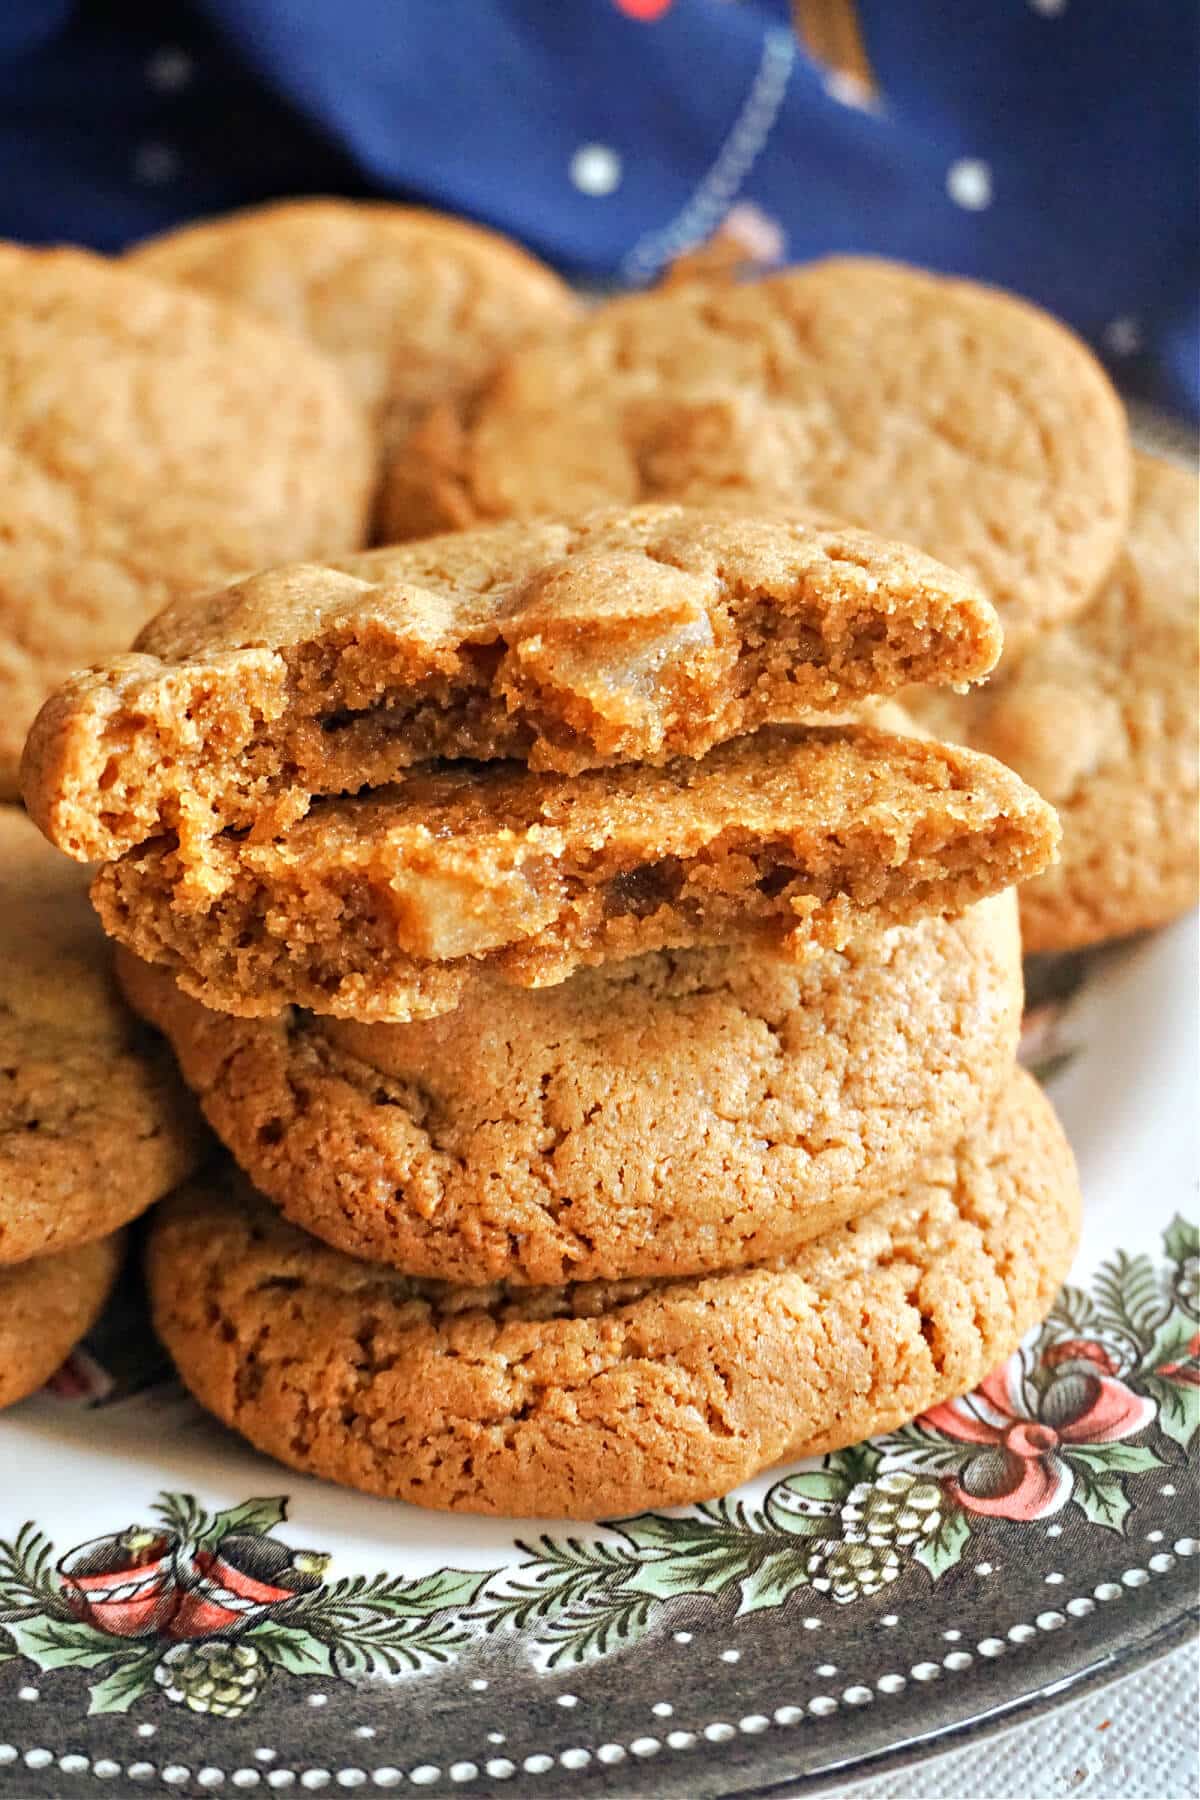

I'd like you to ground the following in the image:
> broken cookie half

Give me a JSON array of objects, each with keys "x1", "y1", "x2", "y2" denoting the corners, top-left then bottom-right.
[
  {"x1": 91, "y1": 725, "x2": 1058, "y2": 1023},
  {"x1": 24, "y1": 505, "x2": 1001, "y2": 866}
]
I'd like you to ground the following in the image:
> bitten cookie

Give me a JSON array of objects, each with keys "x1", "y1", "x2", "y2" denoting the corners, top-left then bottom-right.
[
  {"x1": 0, "y1": 244, "x2": 373, "y2": 794},
  {"x1": 127, "y1": 198, "x2": 579, "y2": 449},
  {"x1": 146, "y1": 1069, "x2": 1081, "y2": 1518},
  {"x1": 92, "y1": 726, "x2": 1058, "y2": 1022},
  {"x1": 381, "y1": 257, "x2": 1132, "y2": 646},
  {"x1": 0, "y1": 808, "x2": 203, "y2": 1264},
  {"x1": 22, "y1": 506, "x2": 1001, "y2": 867},
  {"x1": 0, "y1": 1232, "x2": 125, "y2": 1410},
  {"x1": 118, "y1": 892, "x2": 1022, "y2": 1285}
]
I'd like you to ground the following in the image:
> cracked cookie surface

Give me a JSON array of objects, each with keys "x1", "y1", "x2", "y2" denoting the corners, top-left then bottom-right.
[
  {"x1": 0, "y1": 244, "x2": 373, "y2": 795},
  {"x1": 382, "y1": 257, "x2": 1131, "y2": 647},
  {"x1": 118, "y1": 893, "x2": 1022, "y2": 1285},
  {"x1": 92, "y1": 725, "x2": 1058, "y2": 1022},
  {"x1": 22, "y1": 506, "x2": 1000, "y2": 867},
  {"x1": 0, "y1": 808, "x2": 203, "y2": 1264},
  {"x1": 145, "y1": 1068, "x2": 1080, "y2": 1517}
]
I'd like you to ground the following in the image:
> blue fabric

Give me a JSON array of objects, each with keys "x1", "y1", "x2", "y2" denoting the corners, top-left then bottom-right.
[{"x1": 0, "y1": 0, "x2": 1195, "y2": 419}]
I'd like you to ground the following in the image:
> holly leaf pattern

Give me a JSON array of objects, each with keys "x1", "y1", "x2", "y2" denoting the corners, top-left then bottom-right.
[
  {"x1": 86, "y1": 1649, "x2": 161, "y2": 1716},
  {"x1": 735, "y1": 1550, "x2": 812, "y2": 1615},
  {"x1": 1140, "y1": 1373, "x2": 1200, "y2": 1449},
  {"x1": 913, "y1": 1506, "x2": 972, "y2": 1580},
  {"x1": 4, "y1": 1615, "x2": 132, "y2": 1673},
  {"x1": 1066, "y1": 1443, "x2": 1163, "y2": 1477},
  {"x1": 1163, "y1": 1215, "x2": 1199, "y2": 1270},
  {"x1": 1070, "y1": 1465, "x2": 1132, "y2": 1534},
  {"x1": 198, "y1": 1497, "x2": 289, "y2": 1550}
]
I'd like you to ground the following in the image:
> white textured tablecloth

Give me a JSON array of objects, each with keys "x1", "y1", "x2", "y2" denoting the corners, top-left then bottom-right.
[{"x1": 826, "y1": 1639, "x2": 1199, "y2": 1800}]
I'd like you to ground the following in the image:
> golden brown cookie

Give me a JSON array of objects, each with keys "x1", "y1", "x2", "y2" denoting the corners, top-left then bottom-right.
[
  {"x1": 0, "y1": 1231, "x2": 125, "y2": 1410},
  {"x1": 146, "y1": 1068, "x2": 1080, "y2": 1518},
  {"x1": 0, "y1": 808, "x2": 203, "y2": 1265},
  {"x1": 910, "y1": 454, "x2": 1198, "y2": 951},
  {"x1": 0, "y1": 244, "x2": 374, "y2": 796},
  {"x1": 382, "y1": 257, "x2": 1131, "y2": 646},
  {"x1": 118, "y1": 891, "x2": 1022, "y2": 1285},
  {"x1": 93, "y1": 726, "x2": 1058, "y2": 1022},
  {"x1": 126, "y1": 198, "x2": 578, "y2": 447},
  {"x1": 22, "y1": 505, "x2": 1001, "y2": 867}
]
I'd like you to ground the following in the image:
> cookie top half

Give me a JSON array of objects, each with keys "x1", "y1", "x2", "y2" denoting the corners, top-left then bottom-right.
[
  {"x1": 0, "y1": 807, "x2": 203, "y2": 1264},
  {"x1": 0, "y1": 245, "x2": 373, "y2": 794},
  {"x1": 22, "y1": 505, "x2": 1001, "y2": 866},
  {"x1": 146, "y1": 1068, "x2": 1080, "y2": 1517},
  {"x1": 119, "y1": 892, "x2": 1022, "y2": 1286},
  {"x1": 126, "y1": 198, "x2": 579, "y2": 445},
  {"x1": 383, "y1": 257, "x2": 1131, "y2": 646},
  {"x1": 92, "y1": 725, "x2": 1058, "y2": 1022}
]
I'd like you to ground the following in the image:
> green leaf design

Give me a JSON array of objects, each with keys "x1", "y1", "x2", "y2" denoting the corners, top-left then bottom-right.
[
  {"x1": 873, "y1": 1423, "x2": 974, "y2": 1475},
  {"x1": 5, "y1": 1615, "x2": 134, "y2": 1673},
  {"x1": 198, "y1": 1497, "x2": 289, "y2": 1550},
  {"x1": 248, "y1": 1622, "x2": 336, "y2": 1678},
  {"x1": 151, "y1": 1492, "x2": 206, "y2": 1546},
  {"x1": 1043, "y1": 1280, "x2": 1101, "y2": 1342},
  {"x1": 1140, "y1": 1373, "x2": 1200, "y2": 1449},
  {"x1": 1065, "y1": 1442, "x2": 1163, "y2": 1477},
  {"x1": 1163, "y1": 1215, "x2": 1200, "y2": 1270},
  {"x1": 86, "y1": 1649, "x2": 161, "y2": 1716},
  {"x1": 0, "y1": 1522, "x2": 69, "y2": 1618},
  {"x1": 623, "y1": 1547, "x2": 749, "y2": 1601},
  {"x1": 1070, "y1": 1466, "x2": 1131, "y2": 1534},
  {"x1": 913, "y1": 1507, "x2": 972, "y2": 1580},
  {"x1": 1092, "y1": 1252, "x2": 1170, "y2": 1353},
  {"x1": 1144, "y1": 1309, "x2": 1200, "y2": 1378},
  {"x1": 330, "y1": 1613, "x2": 471, "y2": 1679},
  {"x1": 735, "y1": 1550, "x2": 813, "y2": 1616}
]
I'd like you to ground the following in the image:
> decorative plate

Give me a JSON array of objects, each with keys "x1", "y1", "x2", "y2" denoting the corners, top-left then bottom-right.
[{"x1": 1, "y1": 913, "x2": 1196, "y2": 1800}]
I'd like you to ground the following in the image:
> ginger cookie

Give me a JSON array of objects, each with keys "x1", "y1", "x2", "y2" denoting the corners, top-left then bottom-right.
[
  {"x1": 146, "y1": 1068, "x2": 1080, "y2": 1518},
  {"x1": 23, "y1": 505, "x2": 1001, "y2": 867},
  {"x1": 0, "y1": 808, "x2": 202, "y2": 1265},
  {"x1": 0, "y1": 245, "x2": 373, "y2": 796},
  {"x1": 911, "y1": 454, "x2": 1198, "y2": 951},
  {"x1": 119, "y1": 892, "x2": 1022, "y2": 1286},
  {"x1": 92, "y1": 726, "x2": 1058, "y2": 1022},
  {"x1": 127, "y1": 199, "x2": 578, "y2": 453},
  {"x1": 0, "y1": 1231, "x2": 125, "y2": 1411},
  {"x1": 382, "y1": 257, "x2": 1131, "y2": 646}
]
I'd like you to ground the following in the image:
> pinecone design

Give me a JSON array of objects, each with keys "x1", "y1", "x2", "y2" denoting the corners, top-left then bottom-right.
[
  {"x1": 154, "y1": 1639, "x2": 269, "y2": 1717},
  {"x1": 806, "y1": 1472, "x2": 944, "y2": 1604}
]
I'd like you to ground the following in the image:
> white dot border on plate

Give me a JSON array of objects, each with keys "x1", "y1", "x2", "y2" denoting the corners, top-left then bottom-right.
[{"x1": 0, "y1": 1542, "x2": 1193, "y2": 1790}]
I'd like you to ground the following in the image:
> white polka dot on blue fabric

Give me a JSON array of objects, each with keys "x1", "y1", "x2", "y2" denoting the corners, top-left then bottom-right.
[
  {"x1": 569, "y1": 144, "x2": 622, "y2": 196},
  {"x1": 146, "y1": 47, "x2": 194, "y2": 92},
  {"x1": 946, "y1": 159, "x2": 993, "y2": 210},
  {"x1": 132, "y1": 141, "x2": 178, "y2": 185}
]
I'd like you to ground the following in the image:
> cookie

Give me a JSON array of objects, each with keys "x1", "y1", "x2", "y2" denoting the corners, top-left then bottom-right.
[
  {"x1": 0, "y1": 808, "x2": 203, "y2": 1265},
  {"x1": 126, "y1": 198, "x2": 578, "y2": 446},
  {"x1": 382, "y1": 257, "x2": 1131, "y2": 646},
  {"x1": 92, "y1": 725, "x2": 1058, "y2": 1022},
  {"x1": 911, "y1": 455, "x2": 1199, "y2": 951},
  {"x1": 0, "y1": 1231, "x2": 125, "y2": 1411},
  {"x1": 23, "y1": 506, "x2": 1002, "y2": 867},
  {"x1": 0, "y1": 244, "x2": 373, "y2": 796},
  {"x1": 118, "y1": 891, "x2": 1022, "y2": 1285},
  {"x1": 145, "y1": 1068, "x2": 1080, "y2": 1517}
]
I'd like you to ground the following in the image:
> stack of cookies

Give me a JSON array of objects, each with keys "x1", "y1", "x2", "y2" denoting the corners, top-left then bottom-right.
[{"x1": 22, "y1": 504, "x2": 1081, "y2": 1517}]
